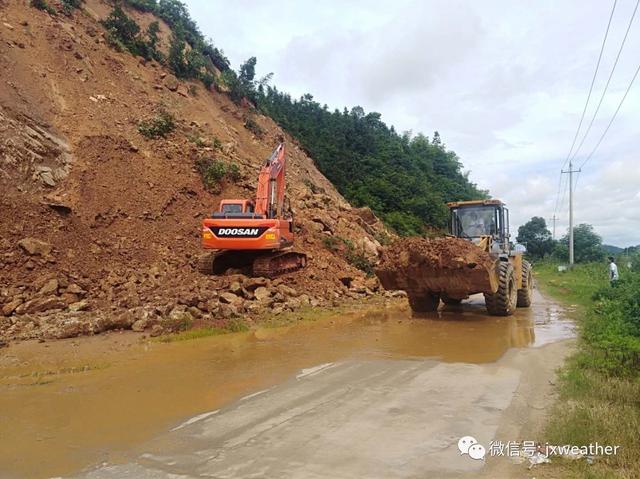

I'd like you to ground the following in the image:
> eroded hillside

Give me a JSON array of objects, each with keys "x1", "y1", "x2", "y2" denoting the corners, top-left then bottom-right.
[{"x1": 0, "y1": 0, "x2": 390, "y2": 342}]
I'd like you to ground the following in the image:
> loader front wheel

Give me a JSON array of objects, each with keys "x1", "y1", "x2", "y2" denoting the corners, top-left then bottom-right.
[
  {"x1": 484, "y1": 261, "x2": 517, "y2": 316},
  {"x1": 517, "y1": 260, "x2": 533, "y2": 308},
  {"x1": 408, "y1": 291, "x2": 441, "y2": 313}
]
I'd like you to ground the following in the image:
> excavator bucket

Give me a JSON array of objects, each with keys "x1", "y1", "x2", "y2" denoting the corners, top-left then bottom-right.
[{"x1": 375, "y1": 237, "x2": 498, "y2": 303}]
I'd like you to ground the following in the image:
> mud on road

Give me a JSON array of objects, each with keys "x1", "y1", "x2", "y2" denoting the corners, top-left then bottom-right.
[{"x1": 0, "y1": 291, "x2": 573, "y2": 479}]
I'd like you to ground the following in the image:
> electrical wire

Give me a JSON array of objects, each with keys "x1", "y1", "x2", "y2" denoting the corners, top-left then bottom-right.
[
  {"x1": 579, "y1": 60, "x2": 640, "y2": 169},
  {"x1": 561, "y1": 0, "x2": 618, "y2": 171},
  {"x1": 570, "y1": 0, "x2": 639, "y2": 163}
]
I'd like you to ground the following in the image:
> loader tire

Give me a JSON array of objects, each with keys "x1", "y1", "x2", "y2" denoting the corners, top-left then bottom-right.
[
  {"x1": 484, "y1": 261, "x2": 517, "y2": 316},
  {"x1": 408, "y1": 291, "x2": 441, "y2": 313},
  {"x1": 517, "y1": 260, "x2": 533, "y2": 308}
]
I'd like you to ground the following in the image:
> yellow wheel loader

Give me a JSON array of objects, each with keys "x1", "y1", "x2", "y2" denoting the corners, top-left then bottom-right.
[{"x1": 376, "y1": 200, "x2": 533, "y2": 316}]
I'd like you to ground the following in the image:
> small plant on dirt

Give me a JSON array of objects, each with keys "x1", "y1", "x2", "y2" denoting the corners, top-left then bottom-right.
[
  {"x1": 188, "y1": 85, "x2": 198, "y2": 96},
  {"x1": 212, "y1": 137, "x2": 223, "y2": 150},
  {"x1": 138, "y1": 110, "x2": 176, "y2": 139},
  {"x1": 373, "y1": 230, "x2": 393, "y2": 246},
  {"x1": 304, "y1": 178, "x2": 323, "y2": 194},
  {"x1": 243, "y1": 115, "x2": 264, "y2": 137},
  {"x1": 322, "y1": 236, "x2": 374, "y2": 275},
  {"x1": 226, "y1": 162, "x2": 241, "y2": 182},
  {"x1": 196, "y1": 158, "x2": 243, "y2": 193},
  {"x1": 61, "y1": 0, "x2": 82, "y2": 16},
  {"x1": 343, "y1": 238, "x2": 375, "y2": 275},
  {"x1": 322, "y1": 236, "x2": 341, "y2": 252},
  {"x1": 225, "y1": 319, "x2": 249, "y2": 333},
  {"x1": 30, "y1": 0, "x2": 57, "y2": 14},
  {"x1": 188, "y1": 134, "x2": 206, "y2": 147}
]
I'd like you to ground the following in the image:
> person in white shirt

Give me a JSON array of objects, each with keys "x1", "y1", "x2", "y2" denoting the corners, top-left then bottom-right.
[{"x1": 608, "y1": 256, "x2": 619, "y2": 286}]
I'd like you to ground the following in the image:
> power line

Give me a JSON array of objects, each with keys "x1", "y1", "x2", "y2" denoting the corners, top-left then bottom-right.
[
  {"x1": 552, "y1": 172, "x2": 564, "y2": 215},
  {"x1": 561, "y1": 0, "x2": 618, "y2": 171},
  {"x1": 558, "y1": 173, "x2": 570, "y2": 213},
  {"x1": 579, "y1": 60, "x2": 640, "y2": 169},
  {"x1": 570, "y1": 0, "x2": 639, "y2": 163}
]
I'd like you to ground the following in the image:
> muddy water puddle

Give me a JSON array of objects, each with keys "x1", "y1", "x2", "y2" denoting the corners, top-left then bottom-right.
[{"x1": 0, "y1": 291, "x2": 573, "y2": 478}]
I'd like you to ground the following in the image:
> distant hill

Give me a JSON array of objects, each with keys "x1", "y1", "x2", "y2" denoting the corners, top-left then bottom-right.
[{"x1": 603, "y1": 244, "x2": 624, "y2": 254}]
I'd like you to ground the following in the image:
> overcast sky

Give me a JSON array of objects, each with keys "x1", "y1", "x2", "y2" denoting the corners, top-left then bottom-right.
[{"x1": 185, "y1": 0, "x2": 640, "y2": 247}]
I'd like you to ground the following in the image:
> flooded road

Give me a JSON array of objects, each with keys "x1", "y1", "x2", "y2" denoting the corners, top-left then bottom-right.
[{"x1": 0, "y1": 291, "x2": 573, "y2": 478}]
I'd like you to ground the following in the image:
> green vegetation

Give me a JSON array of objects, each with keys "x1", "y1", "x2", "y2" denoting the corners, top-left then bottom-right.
[
  {"x1": 137, "y1": 109, "x2": 176, "y2": 138},
  {"x1": 321, "y1": 236, "x2": 374, "y2": 275},
  {"x1": 517, "y1": 216, "x2": 554, "y2": 260},
  {"x1": 61, "y1": 0, "x2": 82, "y2": 15},
  {"x1": 30, "y1": 0, "x2": 57, "y2": 14},
  {"x1": 101, "y1": 6, "x2": 163, "y2": 61},
  {"x1": 257, "y1": 92, "x2": 487, "y2": 235},
  {"x1": 554, "y1": 223, "x2": 606, "y2": 263},
  {"x1": 122, "y1": 0, "x2": 231, "y2": 82},
  {"x1": 196, "y1": 158, "x2": 242, "y2": 193},
  {"x1": 537, "y1": 255, "x2": 640, "y2": 478},
  {"x1": 243, "y1": 115, "x2": 264, "y2": 137}
]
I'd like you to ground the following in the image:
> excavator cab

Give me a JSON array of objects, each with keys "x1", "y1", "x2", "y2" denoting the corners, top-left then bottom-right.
[{"x1": 214, "y1": 200, "x2": 261, "y2": 219}]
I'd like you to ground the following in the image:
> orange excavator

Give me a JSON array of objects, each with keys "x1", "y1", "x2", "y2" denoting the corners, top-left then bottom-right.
[{"x1": 198, "y1": 143, "x2": 307, "y2": 277}]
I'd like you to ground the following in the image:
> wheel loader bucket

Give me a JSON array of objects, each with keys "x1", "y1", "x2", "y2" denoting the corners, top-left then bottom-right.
[{"x1": 375, "y1": 237, "x2": 498, "y2": 301}]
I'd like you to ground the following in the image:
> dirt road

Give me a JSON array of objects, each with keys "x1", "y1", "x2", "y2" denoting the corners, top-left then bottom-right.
[{"x1": 0, "y1": 292, "x2": 572, "y2": 478}]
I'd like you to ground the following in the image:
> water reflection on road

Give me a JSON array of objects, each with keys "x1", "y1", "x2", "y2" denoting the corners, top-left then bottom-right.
[{"x1": 0, "y1": 289, "x2": 573, "y2": 479}]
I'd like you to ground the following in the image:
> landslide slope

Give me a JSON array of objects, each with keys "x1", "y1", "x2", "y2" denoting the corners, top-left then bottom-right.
[{"x1": 0, "y1": 0, "x2": 387, "y2": 341}]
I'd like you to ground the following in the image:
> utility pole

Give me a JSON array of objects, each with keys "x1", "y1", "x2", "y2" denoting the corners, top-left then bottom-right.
[
  {"x1": 550, "y1": 215, "x2": 558, "y2": 240},
  {"x1": 561, "y1": 161, "x2": 582, "y2": 266}
]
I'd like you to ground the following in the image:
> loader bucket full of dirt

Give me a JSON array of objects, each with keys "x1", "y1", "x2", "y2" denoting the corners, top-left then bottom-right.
[{"x1": 375, "y1": 237, "x2": 498, "y2": 311}]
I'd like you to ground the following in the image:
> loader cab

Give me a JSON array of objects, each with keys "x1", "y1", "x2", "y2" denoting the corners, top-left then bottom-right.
[{"x1": 448, "y1": 200, "x2": 510, "y2": 252}]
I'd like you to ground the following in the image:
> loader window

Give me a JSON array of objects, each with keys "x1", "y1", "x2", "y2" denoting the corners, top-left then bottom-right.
[{"x1": 455, "y1": 207, "x2": 497, "y2": 238}]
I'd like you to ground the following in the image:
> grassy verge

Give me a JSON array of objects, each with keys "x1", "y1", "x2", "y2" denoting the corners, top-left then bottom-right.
[{"x1": 535, "y1": 259, "x2": 640, "y2": 479}]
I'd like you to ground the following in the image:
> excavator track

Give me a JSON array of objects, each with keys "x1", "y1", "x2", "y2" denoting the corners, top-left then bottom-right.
[
  {"x1": 252, "y1": 250, "x2": 307, "y2": 278},
  {"x1": 198, "y1": 250, "x2": 307, "y2": 278},
  {"x1": 197, "y1": 250, "x2": 257, "y2": 275}
]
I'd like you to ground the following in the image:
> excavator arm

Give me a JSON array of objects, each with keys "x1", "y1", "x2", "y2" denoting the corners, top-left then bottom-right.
[{"x1": 255, "y1": 143, "x2": 286, "y2": 219}]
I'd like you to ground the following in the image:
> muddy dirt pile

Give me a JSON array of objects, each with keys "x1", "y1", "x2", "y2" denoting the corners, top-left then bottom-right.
[
  {"x1": 0, "y1": 0, "x2": 391, "y2": 342},
  {"x1": 376, "y1": 237, "x2": 496, "y2": 302}
]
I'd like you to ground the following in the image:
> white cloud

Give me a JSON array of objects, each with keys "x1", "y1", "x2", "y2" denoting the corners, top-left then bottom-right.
[{"x1": 186, "y1": 0, "x2": 640, "y2": 246}]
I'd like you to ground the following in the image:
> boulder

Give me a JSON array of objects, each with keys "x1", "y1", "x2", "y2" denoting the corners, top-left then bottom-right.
[
  {"x1": 2, "y1": 298, "x2": 23, "y2": 316},
  {"x1": 19, "y1": 296, "x2": 66, "y2": 314},
  {"x1": 164, "y1": 74, "x2": 179, "y2": 91},
  {"x1": 355, "y1": 236, "x2": 381, "y2": 259},
  {"x1": 229, "y1": 281, "x2": 243, "y2": 295},
  {"x1": 66, "y1": 283, "x2": 86, "y2": 296},
  {"x1": 68, "y1": 300, "x2": 90, "y2": 312},
  {"x1": 253, "y1": 286, "x2": 272, "y2": 302},
  {"x1": 18, "y1": 238, "x2": 52, "y2": 256},
  {"x1": 38, "y1": 278, "x2": 59, "y2": 296},
  {"x1": 277, "y1": 285, "x2": 298, "y2": 298},
  {"x1": 243, "y1": 277, "x2": 270, "y2": 291},
  {"x1": 219, "y1": 292, "x2": 242, "y2": 304}
]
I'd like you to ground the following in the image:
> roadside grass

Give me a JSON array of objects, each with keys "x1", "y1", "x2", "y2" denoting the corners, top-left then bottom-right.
[
  {"x1": 534, "y1": 262, "x2": 606, "y2": 309},
  {"x1": 535, "y1": 260, "x2": 640, "y2": 479},
  {"x1": 157, "y1": 319, "x2": 249, "y2": 343}
]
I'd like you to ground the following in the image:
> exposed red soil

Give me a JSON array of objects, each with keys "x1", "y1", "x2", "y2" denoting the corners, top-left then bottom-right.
[{"x1": 0, "y1": 0, "x2": 389, "y2": 342}]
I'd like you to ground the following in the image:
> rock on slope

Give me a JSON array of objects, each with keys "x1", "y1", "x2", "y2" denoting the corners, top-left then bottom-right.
[{"x1": 0, "y1": 0, "x2": 388, "y2": 341}]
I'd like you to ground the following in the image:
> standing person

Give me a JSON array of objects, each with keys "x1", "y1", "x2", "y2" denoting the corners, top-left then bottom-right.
[{"x1": 608, "y1": 256, "x2": 619, "y2": 286}]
